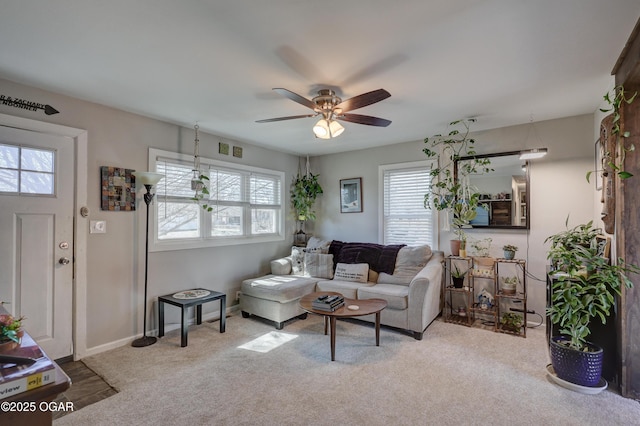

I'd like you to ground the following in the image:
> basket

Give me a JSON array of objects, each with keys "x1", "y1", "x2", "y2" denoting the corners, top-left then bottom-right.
[{"x1": 549, "y1": 336, "x2": 603, "y2": 387}]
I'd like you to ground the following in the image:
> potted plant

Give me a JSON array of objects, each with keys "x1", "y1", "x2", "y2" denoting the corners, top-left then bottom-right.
[
  {"x1": 503, "y1": 244, "x2": 518, "y2": 260},
  {"x1": 423, "y1": 119, "x2": 492, "y2": 255},
  {"x1": 546, "y1": 220, "x2": 640, "y2": 387},
  {"x1": 0, "y1": 312, "x2": 24, "y2": 353},
  {"x1": 191, "y1": 173, "x2": 213, "y2": 212},
  {"x1": 451, "y1": 264, "x2": 467, "y2": 288},
  {"x1": 291, "y1": 172, "x2": 323, "y2": 243},
  {"x1": 500, "y1": 312, "x2": 523, "y2": 333},
  {"x1": 500, "y1": 276, "x2": 518, "y2": 295}
]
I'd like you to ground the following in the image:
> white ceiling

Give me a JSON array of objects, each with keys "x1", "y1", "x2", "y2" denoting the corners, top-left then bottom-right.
[{"x1": 0, "y1": 1, "x2": 638, "y2": 155}]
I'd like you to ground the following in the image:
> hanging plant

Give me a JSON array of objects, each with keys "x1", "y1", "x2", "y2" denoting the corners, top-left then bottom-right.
[
  {"x1": 423, "y1": 118, "x2": 493, "y2": 236},
  {"x1": 191, "y1": 173, "x2": 212, "y2": 212},
  {"x1": 587, "y1": 85, "x2": 637, "y2": 182},
  {"x1": 291, "y1": 173, "x2": 323, "y2": 221}
]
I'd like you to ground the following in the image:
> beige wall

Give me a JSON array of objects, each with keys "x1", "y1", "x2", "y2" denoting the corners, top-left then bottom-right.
[
  {"x1": 313, "y1": 114, "x2": 596, "y2": 319},
  {"x1": 0, "y1": 78, "x2": 300, "y2": 355}
]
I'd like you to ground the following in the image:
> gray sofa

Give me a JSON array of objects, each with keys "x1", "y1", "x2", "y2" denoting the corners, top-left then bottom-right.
[{"x1": 240, "y1": 239, "x2": 444, "y2": 340}]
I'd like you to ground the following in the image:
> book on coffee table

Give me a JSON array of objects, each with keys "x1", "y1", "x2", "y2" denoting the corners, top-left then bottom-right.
[{"x1": 312, "y1": 295, "x2": 345, "y2": 311}]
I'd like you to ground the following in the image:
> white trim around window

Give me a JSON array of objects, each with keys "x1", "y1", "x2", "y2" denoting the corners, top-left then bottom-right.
[{"x1": 148, "y1": 148, "x2": 285, "y2": 252}]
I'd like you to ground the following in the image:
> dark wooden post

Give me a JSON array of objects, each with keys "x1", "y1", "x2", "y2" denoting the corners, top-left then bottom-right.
[{"x1": 613, "y1": 17, "x2": 640, "y2": 399}]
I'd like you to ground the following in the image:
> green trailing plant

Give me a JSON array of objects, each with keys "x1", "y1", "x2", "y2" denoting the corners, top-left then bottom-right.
[
  {"x1": 423, "y1": 118, "x2": 493, "y2": 236},
  {"x1": 291, "y1": 173, "x2": 323, "y2": 221},
  {"x1": 192, "y1": 174, "x2": 212, "y2": 212},
  {"x1": 545, "y1": 219, "x2": 640, "y2": 351},
  {"x1": 587, "y1": 85, "x2": 638, "y2": 183}
]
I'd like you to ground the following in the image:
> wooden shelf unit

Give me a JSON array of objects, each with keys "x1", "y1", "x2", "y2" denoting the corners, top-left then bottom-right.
[{"x1": 442, "y1": 256, "x2": 527, "y2": 337}]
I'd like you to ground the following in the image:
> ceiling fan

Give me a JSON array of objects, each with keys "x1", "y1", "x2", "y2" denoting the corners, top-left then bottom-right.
[{"x1": 256, "y1": 88, "x2": 391, "y2": 139}]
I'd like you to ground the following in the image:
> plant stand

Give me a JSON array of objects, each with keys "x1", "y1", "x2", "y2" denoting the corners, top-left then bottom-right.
[
  {"x1": 442, "y1": 256, "x2": 473, "y2": 326},
  {"x1": 443, "y1": 256, "x2": 527, "y2": 337}
]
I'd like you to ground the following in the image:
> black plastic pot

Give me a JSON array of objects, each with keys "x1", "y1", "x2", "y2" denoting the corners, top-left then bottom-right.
[{"x1": 550, "y1": 336, "x2": 603, "y2": 387}]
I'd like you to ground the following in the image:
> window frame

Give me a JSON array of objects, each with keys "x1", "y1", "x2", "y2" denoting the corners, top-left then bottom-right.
[
  {"x1": 378, "y1": 160, "x2": 437, "y2": 249},
  {"x1": 149, "y1": 148, "x2": 285, "y2": 252}
]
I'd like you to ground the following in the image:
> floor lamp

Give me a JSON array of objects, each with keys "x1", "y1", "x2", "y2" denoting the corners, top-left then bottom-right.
[{"x1": 131, "y1": 171, "x2": 164, "y2": 348}]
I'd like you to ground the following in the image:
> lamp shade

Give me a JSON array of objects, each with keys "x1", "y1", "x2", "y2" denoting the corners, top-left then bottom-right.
[
  {"x1": 132, "y1": 171, "x2": 164, "y2": 186},
  {"x1": 329, "y1": 120, "x2": 345, "y2": 137},
  {"x1": 519, "y1": 148, "x2": 548, "y2": 160},
  {"x1": 313, "y1": 119, "x2": 330, "y2": 138}
]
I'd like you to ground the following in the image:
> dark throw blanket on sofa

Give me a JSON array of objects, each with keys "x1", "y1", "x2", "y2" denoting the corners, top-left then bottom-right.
[{"x1": 328, "y1": 241, "x2": 405, "y2": 274}]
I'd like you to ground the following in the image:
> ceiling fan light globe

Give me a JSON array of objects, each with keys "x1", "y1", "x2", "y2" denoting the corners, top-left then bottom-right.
[
  {"x1": 329, "y1": 120, "x2": 345, "y2": 137},
  {"x1": 313, "y1": 119, "x2": 330, "y2": 138}
]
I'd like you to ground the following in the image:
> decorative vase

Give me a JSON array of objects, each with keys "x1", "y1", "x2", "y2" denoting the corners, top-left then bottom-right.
[
  {"x1": 550, "y1": 336, "x2": 604, "y2": 387},
  {"x1": 504, "y1": 250, "x2": 516, "y2": 260},
  {"x1": 450, "y1": 240, "x2": 461, "y2": 256}
]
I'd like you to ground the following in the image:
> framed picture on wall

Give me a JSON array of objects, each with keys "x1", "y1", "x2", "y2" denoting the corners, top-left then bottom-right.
[{"x1": 340, "y1": 177, "x2": 362, "y2": 213}]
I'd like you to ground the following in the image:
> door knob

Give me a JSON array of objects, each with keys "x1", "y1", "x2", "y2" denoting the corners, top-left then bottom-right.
[{"x1": 59, "y1": 257, "x2": 71, "y2": 265}]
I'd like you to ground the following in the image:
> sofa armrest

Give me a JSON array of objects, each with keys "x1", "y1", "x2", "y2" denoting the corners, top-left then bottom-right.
[
  {"x1": 407, "y1": 251, "x2": 444, "y2": 331},
  {"x1": 270, "y1": 256, "x2": 293, "y2": 275}
]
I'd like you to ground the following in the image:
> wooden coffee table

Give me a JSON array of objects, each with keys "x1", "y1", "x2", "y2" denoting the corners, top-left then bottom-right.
[{"x1": 299, "y1": 291, "x2": 387, "y2": 361}]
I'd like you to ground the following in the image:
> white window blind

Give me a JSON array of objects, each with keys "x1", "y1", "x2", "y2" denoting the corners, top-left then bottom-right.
[
  {"x1": 149, "y1": 148, "x2": 284, "y2": 250},
  {"x1": 382, "y1": 163, "x2": 434, "y2": 246}
]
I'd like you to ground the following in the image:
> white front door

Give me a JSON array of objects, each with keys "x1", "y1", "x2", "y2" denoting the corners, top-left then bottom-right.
[{"x1": 0, "y1": 125, "x2": 74, "y2": 360}]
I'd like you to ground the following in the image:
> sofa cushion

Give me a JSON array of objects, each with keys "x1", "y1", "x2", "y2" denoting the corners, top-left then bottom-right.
[
  {"x1": 316, "y1": 279, "x2": 374, "y2": 299},
  {"x1": 358, "y1": 284, "x2": 408, "y2": 310},
  {"x1": 241, "y1": 275, "x2": 318, "y2": 303},
  {"x1": 377, "y1": 245, "x2": 433, "y2": 285},
  {"x1": 334, "y1": 262, "x2": 369, "y2": 283},
  {"x1": 304, "y1": 253, "x2": 334, "y2": 279},
  {"x1": 270, "y1": 257, "x2": 292, "y2": 275},
  {"x1": 290, "y1": 246, "x2": 305, "y2": 275}
]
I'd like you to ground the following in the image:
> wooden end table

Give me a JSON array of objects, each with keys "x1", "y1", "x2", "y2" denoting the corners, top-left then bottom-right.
[
  {"x1": 158, "y1": 288, "x2": 226, "y2": 347},
  {"x1": 299, "y1": 291, "x2": 387, "y2": 361}
]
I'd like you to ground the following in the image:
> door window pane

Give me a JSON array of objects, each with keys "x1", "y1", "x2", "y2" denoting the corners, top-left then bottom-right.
[{"x1": 0, "y1": 144, "x2": 55, "y2": 195}]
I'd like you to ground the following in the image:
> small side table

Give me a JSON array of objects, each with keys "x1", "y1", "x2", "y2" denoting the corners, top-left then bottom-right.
[{"x1": 158, "y1": 288, "x2": 226, "y2": 347}]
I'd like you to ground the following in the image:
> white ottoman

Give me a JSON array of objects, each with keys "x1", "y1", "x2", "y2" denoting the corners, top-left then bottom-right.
[{"x1": 240, "y1": 275, "x2": 319, "y2": 329}]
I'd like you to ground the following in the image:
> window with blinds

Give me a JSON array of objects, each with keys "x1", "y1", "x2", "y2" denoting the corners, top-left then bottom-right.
[
  {"x1": 150, "y1": 148, "x2": 284, "y2": 250},
  {"x1": 381, "y1": 162, "x2": 435, "y2": 247}
]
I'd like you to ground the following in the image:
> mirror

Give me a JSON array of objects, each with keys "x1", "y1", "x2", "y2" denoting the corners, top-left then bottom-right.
[{"x1": 456, "y1": 151, "x2": 529, "y2": 229}]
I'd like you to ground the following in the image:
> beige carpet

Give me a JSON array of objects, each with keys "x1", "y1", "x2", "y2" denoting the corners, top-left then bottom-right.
[{"x1": 54, "y1": 314, "x2": 640, "y2": 425}]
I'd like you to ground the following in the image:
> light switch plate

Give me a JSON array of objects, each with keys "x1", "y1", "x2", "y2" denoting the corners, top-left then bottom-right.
[{"x1": 90, "y1": 220, "x2": 106, "y2": 234}]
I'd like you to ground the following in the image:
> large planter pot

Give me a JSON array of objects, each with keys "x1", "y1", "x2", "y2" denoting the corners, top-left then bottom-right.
[{"x1": 550, "y1": 336, "x2": 603, "y2": 387}]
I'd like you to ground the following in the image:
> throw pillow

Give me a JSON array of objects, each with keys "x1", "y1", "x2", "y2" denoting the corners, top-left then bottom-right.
[
  {"x1": 290, "y1": 246, "x2": 305, "y2": 275},
  {"x1": 333, "y1": 262, "x2": 369, "y2": 283},
  {"x1": 377, "y1": 245, "x2": 432, "y2": 285},
  {"x1": 304, "y1": 253, "x2": 334, "y2": 279},
  {"x1": 306, "y1": 236, "x2": 331, "y2": 252}
]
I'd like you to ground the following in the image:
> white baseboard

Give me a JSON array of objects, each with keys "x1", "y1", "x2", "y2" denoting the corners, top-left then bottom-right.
[{"x1": 81, "y1": 305, "x2": 238, "y2": 358}]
